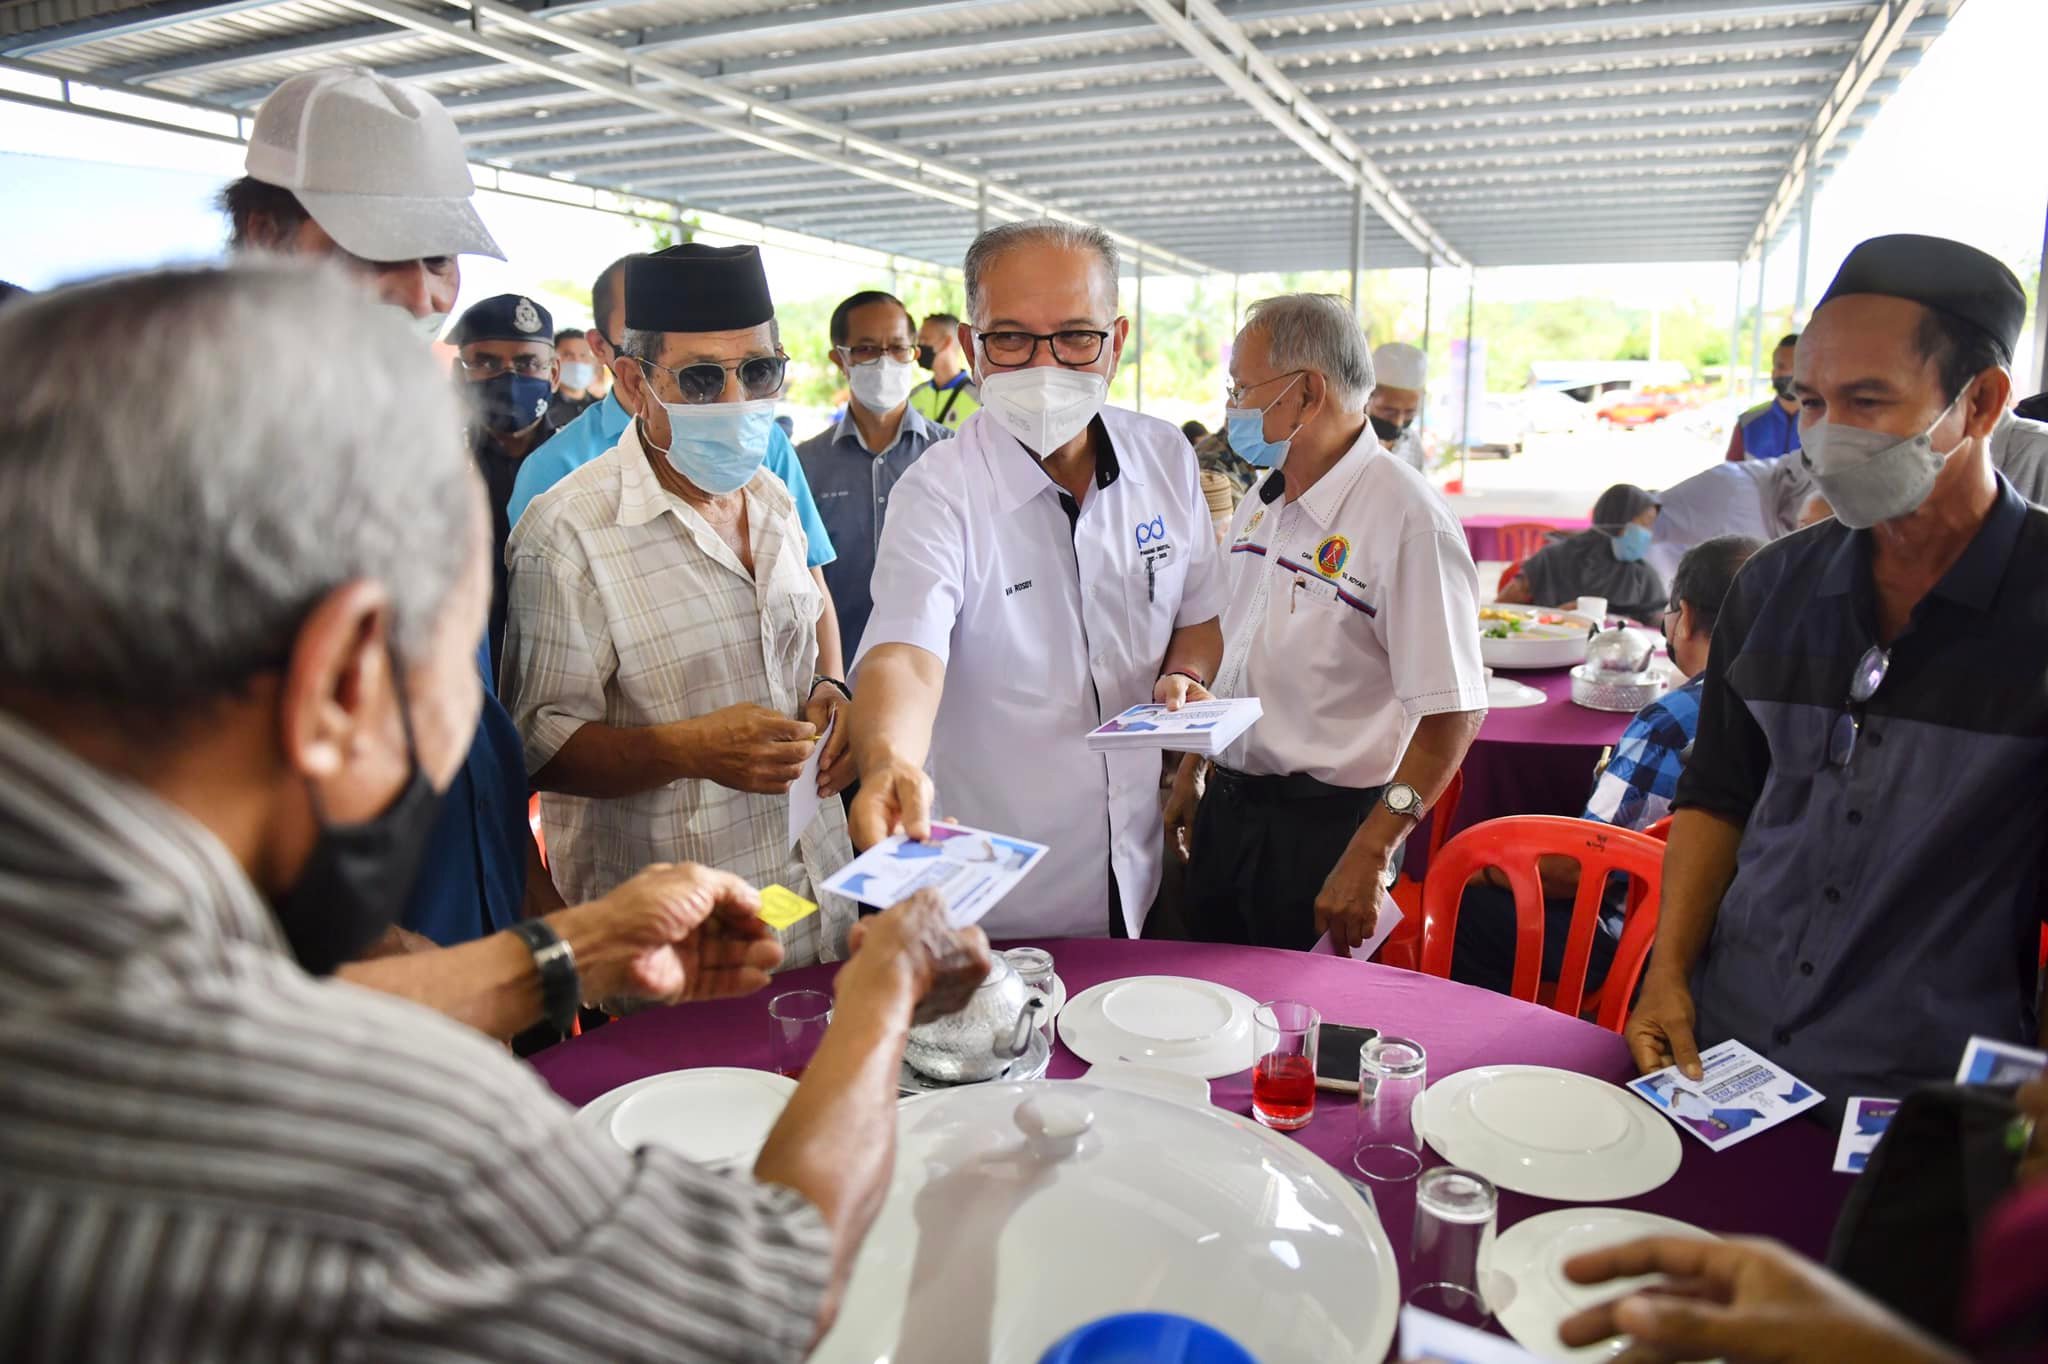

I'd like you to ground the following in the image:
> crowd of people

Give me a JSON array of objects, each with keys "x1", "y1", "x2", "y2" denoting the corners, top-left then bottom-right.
[{"x1": 3, "y1": 61, "x2": 2047, "y2": 1363}]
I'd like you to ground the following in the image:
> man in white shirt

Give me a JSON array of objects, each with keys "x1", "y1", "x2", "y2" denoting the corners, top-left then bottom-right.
[
  {"x1": 503, "y1": 244, "x2": 856, "y2": 967},
  {"x1": 1369, "y1": 341, "x2": 1432, "y2": 474},
  {"x1": 1168, "y1": 296, "x2": 1489, "y2": 952},
  {"x1": 849, "y1": 221, "x2": 1225, "y2": 939}
]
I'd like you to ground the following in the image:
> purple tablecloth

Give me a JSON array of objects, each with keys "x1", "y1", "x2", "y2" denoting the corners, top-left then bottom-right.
[
  {"x1": 531, "y1": 939, "x2": 1851, "y2": 1271},
  {"x1": 1462, "y1": 513, "x2": 1589, "y2": 563}
]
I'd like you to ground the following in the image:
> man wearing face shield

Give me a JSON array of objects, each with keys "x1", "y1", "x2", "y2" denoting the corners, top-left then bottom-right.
[
  {"x1": 796, "y1": 290, "x2": 948, "y2": 658},
  {"x1": 0, "y1": 266, "x2": 994, "y2": 1358},
  {"x1": 1368, "y1": 341, "x2": 1431, "y2": 474},
  {"x1": 1627, "y1": 233, "x2": 2048, "y2": 1111},
  {"x1": 503, "y1": 244, "x2": 857, "y2": 968},
  {"x1": 849, "y1": 222, "x2": 1226, "y2": 940}
]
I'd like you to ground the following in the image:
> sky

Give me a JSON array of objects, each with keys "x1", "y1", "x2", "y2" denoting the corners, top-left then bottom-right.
[{"x1": 1, "y1": 0, "x2": 2043, "y2": 339}]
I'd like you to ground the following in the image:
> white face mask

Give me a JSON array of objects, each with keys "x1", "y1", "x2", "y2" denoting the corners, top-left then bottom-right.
[
  {"x1": 1799, "y1": 384, "x2": 1970, "y2": 529},
  {"x1": 385, "y1": 305, "x2": 448, "y2": 344},
  {"x1": 978, "y1": 367, "x2": 1109, "y2": 456},
  {"x1": 845, "y1": 355, "x2": 918, "y2": 414},
  {"x1": 559, "y1": 360, "x2": 597, "y2": 392}
]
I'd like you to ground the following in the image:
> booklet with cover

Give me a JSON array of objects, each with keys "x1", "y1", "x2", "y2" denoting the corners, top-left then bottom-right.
[
  {"x1": 820, "y1": 822, "x2": 1049, "y2": 929},
  {"x1": 1085, "y1": 698, "x2": 1263, "y2": 755},
  {"x1": 1627, "y1": 1039, "x2": 1824, "y2": 1152}
]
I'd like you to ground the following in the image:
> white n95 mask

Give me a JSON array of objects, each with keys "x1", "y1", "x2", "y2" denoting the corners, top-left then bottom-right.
[
  {"x1": 979, "y1": 367, "x2": 1109, "y2": 456},
  {"x1": 847, "y1": 356, "x2": 919, "y2": 414}
]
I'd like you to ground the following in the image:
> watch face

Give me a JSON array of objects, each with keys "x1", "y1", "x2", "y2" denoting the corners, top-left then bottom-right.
[{"x1": 1386, "y1": 784, "x2": 1420, "y2": 814}]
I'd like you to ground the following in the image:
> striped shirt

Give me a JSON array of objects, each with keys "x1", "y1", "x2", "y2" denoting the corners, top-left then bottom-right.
[
  {"x1": 0, "y1": 709, "x2": 831, "y2": 1362},
  {"x1": 502, "y1": 424, "x2": 854, "y2": 968}
]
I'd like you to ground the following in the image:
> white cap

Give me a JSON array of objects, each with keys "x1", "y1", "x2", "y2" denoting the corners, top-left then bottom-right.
[
  {"x1": 245, "y1": 66, "x2": 503, "y2": 263},
  {"x1": 1371, "y1": 342, "x2": 1428, "y2": 391}
]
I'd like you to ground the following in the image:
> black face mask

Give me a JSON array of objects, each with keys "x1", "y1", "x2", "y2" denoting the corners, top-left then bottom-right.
[
  {"x1": 269, "y1": 681, "x2": 444, "y2": 975},
  {"x1": 1369, "y1": 412, "x2": 1408, "y2": 442},
  {"x1": 1771, "y1": 375, "x2": 1795, "y2": 401},
  {"x1": 915, "y1": 344, "x2": 937, "y2": 371}
]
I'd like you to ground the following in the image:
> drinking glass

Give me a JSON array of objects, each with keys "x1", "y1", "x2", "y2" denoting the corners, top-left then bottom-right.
[
  {"x1": 1406, "y1": 1166, "x2": 1498, "y2": 1328},
  {"x1": 768, "y1": 989, "x2": 833, "y2": 1078},
  {"x1": 1578, "y1": 595, "x2": 1609, "y2": 627},
  {"x1": 1251, "y1": 1000, "x2": 1320, "y2": 1130},
  {"x1": 1353, "y1": 1035, "x2": 1428, "y2": 1181}
]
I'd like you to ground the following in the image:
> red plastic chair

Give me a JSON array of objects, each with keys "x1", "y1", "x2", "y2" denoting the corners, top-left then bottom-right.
[
  {"x1": 528, "y1": 793, "x2": 547, "y2": 870},
  {"x1": 1419, "y1": 815, "x2": 1667, "y2": 1028},
  {"x1": 1495, "y1": 521, "x2": 1558, "y2": 564},
  {"x1": 1377, "y1": 770, "x2": 1465, "y2": 971},
  {"x1": 1496, "y1": 559, "x2": 1523, "y2": 596}
]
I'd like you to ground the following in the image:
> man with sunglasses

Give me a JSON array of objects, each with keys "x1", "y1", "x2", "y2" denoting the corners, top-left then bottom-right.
[
  {"x1": 848, "y1": 221, "x2": 1224, "y2": 941},
  {"x1": 1628, "y1": 234, "x2": 2048, "y2": 1112},
  {"x1": 796, "y1": 290, "x2": 948, "y2": 658},
  {"x1": 503, "y1": 244, "x2": 856, "y2": 968}
]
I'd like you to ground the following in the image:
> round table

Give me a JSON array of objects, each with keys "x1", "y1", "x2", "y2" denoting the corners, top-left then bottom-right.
[
  {"x1": 531, "y1": 939, "x2": 1851, "y2": 1276},
  {"x1": 1461, "y1": 513, "x2": 1589, "y2": 563}
]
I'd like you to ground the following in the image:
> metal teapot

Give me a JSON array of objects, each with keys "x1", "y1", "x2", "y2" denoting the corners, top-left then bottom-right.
[
  {"x1": 903, "y1": 953, "x2": 1045, "y2": 1083},
  {"x1": 1586, "y1": 625, "x2": 1658, "y2": 675}
]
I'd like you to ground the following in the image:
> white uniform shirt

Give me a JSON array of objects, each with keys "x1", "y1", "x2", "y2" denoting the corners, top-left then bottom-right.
[
  {"x1": 1214, "y1": 433, "x2": 1488, "y2": 788},
  {"x1": 855, "y1": 406, "x2": 1224, "y2": 938},
  {"x1": 502, "y1": 424, "x2": 854, "y2": 967}
]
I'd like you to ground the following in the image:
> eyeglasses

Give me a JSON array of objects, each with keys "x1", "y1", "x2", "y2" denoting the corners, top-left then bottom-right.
[
  {"x1": 1827, "y1": 644, "x2": 1892, "y2": 766},
  {"x1": 837, "y1": 343, "x2": 916, "y2": 366},
  {"x1": 1225, "y1": 369, "x2": 1308, "y2": 407},
  {"x1": 458, "y1": 353, "x2": 552, "y2": 379},
  {"x1": 637, "y1": 353, "x2": 788, "y2": 405},
  {"x1": 975, "y1": 328, "x2": 1111, "y2": 367}
]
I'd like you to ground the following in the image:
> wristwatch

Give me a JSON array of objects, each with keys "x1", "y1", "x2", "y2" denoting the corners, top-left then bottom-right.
[
  {"x1": 510, "y1": 919, "x2": 580, "y2": 1036},
  {"x1": 809, "y1": 674, "x2": 852, "y2": 702},
  {"x1": 1382, "y1": 782, "x2": 1424, "y2": 822}
]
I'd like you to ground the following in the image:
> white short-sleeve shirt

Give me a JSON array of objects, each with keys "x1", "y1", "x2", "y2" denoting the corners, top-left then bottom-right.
[
  {"x1": 854, "y1": 406, "x2": 1224, "y2": 938},
  {"x1": 1213, "y1": 432, "x2": 1488, "y2": 788}
]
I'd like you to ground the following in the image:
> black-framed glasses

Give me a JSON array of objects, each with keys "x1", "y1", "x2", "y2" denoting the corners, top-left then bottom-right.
[
  {"x1": 975, "y1": 328, "x2": 1111, "y2": 366},
  {"x1": 1225, "y1": 368, "x2": 1308, "y2": 407},
  {"x1": 637, "y1": 353, "x2": 788, "y2": 405},
  {"x1": 1827, "y1": 644, "x2": 1892, "y2": 767},
  {"x1": 458, "y1": 353, "x2": 552, "y2": 379},
  {"x1": 837, "y1": 342, "x2": 916, "y2": 366}
]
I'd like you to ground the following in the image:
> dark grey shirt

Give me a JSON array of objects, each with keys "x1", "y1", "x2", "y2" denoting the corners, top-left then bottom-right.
[
  {"x1": 1517, "y1": 528, "x2": 1666, "y2": 623},
  {"x1": 796, "y1": 405, "x2": 947, "y2": 659},
  {"x1": 1675, "y1": 476, "x2": 2048, "y2": 1106}
]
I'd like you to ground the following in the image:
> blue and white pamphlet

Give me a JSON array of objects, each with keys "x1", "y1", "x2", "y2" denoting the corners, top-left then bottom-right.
[
  {"x1": 821, "y1": 822, "x2": 1050, "y2": 929},
  {"x1": 1086, "y1": 697, "x2": 1263, "y2": 755}
]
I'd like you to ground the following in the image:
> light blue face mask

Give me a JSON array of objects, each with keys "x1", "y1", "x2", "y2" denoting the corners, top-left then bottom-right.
[
  {"x1": 1610, "y1": 522, "x2": 1654, "y2": 563},
  {"x1": 1222, "y1": 373, "x2": 1305, "y2": 469},
  {"x1": 651, "y1": 397, "x2": 779, "y2": 495}
]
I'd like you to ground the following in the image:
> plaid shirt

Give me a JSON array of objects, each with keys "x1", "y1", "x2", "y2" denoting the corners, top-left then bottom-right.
[
  {"x1": 502, "y1": 425, "x2": 853, "y2": 966},
  {"x1": 1583, "y1": 674, "x2": 1703, "y2": 833}
]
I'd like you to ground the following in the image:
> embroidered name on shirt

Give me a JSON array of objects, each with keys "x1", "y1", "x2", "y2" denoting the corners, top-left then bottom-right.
[{"x1": 1005, "y1": 579, "x2": 1034, "y2": 596}]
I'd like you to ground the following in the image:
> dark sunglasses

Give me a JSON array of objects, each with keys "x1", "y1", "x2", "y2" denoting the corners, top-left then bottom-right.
[
  {"x1": 1826, "y1": 644, "x2": 1891, "y2": 767},
  {"x1": 637, "y1": 353, "x2": 787, "y2": 405}
]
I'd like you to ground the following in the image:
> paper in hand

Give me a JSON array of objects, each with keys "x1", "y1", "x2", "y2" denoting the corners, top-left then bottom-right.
[
  {"x1": 757, "y1": 884, "x2": 820, "y2": 931},
  {"x1": 786, "y1": 714, "x2": 831, "y2": 850},
  {"x1": 821, "y1": 821, "x2": 1048, "y2": 929},
  {"x1": 1955, "y1": 1035, "x2": 2047, "y2": 1087},
  {"x1": 1627, "y1": 1039, "x2": 1824, "y2": 1152},
  {"x1": 1833, "y1": 1096, "x2": 1899, "y2": 1174}
]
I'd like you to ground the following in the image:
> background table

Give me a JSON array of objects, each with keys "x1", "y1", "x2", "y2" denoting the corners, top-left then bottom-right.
[
  {"x1": 1462, "y1": 512, "x2": 1588, "y2": 564},
  {"x1": 532, "y1": 939, "x2": 1852, "y2": 1277}
]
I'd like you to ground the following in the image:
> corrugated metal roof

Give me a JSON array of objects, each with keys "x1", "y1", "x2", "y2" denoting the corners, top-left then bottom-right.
[{"x1": 0, "y1": 0, "x2": 1964, "y2": 274}]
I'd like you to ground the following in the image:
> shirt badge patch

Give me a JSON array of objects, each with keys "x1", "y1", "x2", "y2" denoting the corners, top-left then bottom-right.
[{"x1": 1314, "y1": 533, "x2": 1351, "y2": 578}]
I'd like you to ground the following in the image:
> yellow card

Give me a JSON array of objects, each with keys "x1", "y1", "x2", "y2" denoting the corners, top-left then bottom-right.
[{"x1": 758, "y1": 884, "x2": 820, "y2": 931}]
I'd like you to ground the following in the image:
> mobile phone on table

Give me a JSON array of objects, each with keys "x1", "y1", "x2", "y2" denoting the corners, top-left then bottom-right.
[{"x1": 1314, "y1": 1023, "x2": 1381, "y2": 1093}]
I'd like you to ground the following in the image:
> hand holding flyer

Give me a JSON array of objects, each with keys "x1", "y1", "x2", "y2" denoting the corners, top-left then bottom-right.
[
  {"x1": 821, "y1": 821, "x2": 1049, "y2": 929},
  {"x1": 1628, "y1": 1040, "x2": 1823, "y2": 1152}
]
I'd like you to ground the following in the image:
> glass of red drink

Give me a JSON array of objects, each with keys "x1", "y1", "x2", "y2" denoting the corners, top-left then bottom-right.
[
  {"x1": 1251, "y1": 1000, "x2": 1320, "y2": 1130},
  {"x1": 769, "y1": 989, "x2": 832, "y2": 1078}
]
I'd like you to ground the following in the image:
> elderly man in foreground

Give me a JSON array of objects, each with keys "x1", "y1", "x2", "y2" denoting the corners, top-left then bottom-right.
[{"x1": 0, "y1": 265, "x2": 987, "y2": 1360}]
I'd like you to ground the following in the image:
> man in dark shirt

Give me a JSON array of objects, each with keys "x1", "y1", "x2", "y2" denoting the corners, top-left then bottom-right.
[
  {"x1": 1629, "y1": 234, "x2": 2048, "y2": 1109},
  {"x1": 452, "y1": 293, "x2": 562, "y2": 666}
]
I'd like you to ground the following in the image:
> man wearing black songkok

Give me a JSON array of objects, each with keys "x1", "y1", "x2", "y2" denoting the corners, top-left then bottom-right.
[
  {"x1": 1627, "y1": 233, "x2": 2048, "y2": 1112},
  {"x1": 500, "y1": 244, "x2": 857, "y2": 968}
]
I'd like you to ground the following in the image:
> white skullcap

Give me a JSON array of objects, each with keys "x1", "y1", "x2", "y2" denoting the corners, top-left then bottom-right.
[{"x1": 1371, "y1": 342, "x2": 1427, "y2": 390}]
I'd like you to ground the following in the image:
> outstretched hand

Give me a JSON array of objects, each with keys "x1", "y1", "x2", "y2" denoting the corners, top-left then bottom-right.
[{"x1": 563, "y1": 863, "x2": 785, "y2": 1007}]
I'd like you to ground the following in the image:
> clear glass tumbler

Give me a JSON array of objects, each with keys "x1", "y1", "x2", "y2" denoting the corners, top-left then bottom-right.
[
  {"x1": 768, "y1": 989, "x2": 833, "y2": 1079},
  {"x1": 1407, "y1": 1166, "x2": 1498, "y2": 1328},
  {"x1": 1002, "y1": 947, "x2": 1059, "y2": 1049},
  {"x1": 1353, "y1": 1035, "x2": 1428, "y2": 1181},
  {"x1": 1251, "y1": 1000, "x2": 1321, "y2": 1130}
]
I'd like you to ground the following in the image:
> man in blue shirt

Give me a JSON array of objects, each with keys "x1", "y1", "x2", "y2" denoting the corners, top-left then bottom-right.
[
  {"x1": 1725, "y1": 333, "x2": 1802, "y2": 461},
  {"x1": 795, "y1": 290, "x2": 947, "y2": 658}
]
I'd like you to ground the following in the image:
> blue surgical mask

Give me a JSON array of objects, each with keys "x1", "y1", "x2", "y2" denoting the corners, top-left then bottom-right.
[
  {"x1": 1611, "y1": 523, "x2": 1653, "y2": 562},
  {"x1": 650, "y1": 397, "x2": 778, "y2": 495},
  {"x1": 1223, "y1": 373, "x2": 1305, "y2": 469}
]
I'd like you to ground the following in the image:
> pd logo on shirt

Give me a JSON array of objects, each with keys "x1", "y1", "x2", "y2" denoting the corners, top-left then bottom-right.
[{"x1": 1135, "y1": 515, "x2": 1168, "y2": 549}]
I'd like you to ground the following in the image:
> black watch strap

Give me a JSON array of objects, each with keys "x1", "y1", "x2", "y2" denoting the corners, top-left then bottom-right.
[
  {"x1": 510, "y1": 919, "x2": 580, "y2": 1035},
  {"x1": 810, "y1": 674, "x2": 852, "y2": 702}
]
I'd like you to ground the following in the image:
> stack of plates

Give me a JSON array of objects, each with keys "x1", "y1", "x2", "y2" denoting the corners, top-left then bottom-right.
[
  {"x1": 1489, "y1": 1208, "x2": 1718, "y2": 1361},
  {"x1": 1059, "y1": 976, "x2": 1261, "y2": 1079},
  {"x1": 1413, "y1": 1065, "x2": 1681, "y2": 1201},
  {"x1": 576, "y1": 1067, "x2": 797, "y2": 1170}
]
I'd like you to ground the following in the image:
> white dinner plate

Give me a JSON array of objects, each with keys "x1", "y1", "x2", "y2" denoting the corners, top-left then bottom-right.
[
  {"x1": 1414, "y1": 1065, "x2": 1682, "y2": 1202},
  {"x1": 1059, "y1": 975, "x2": 1261, "y2": 1079},
  {"x1": 1488, "y1": 1208, "x2": 1719, "y2": 1361},
  {"x1": 1487, "y1": 674, "x2": 1549, "y2": 709},
  {"x1": 583, "y1": 1067, "x2": 796, "y2": 1169}
]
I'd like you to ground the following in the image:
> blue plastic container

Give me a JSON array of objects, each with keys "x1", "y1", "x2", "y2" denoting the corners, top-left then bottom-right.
[{"x1": 1037, "y1": 1312, "x2": 1258, "y2": 1364}]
